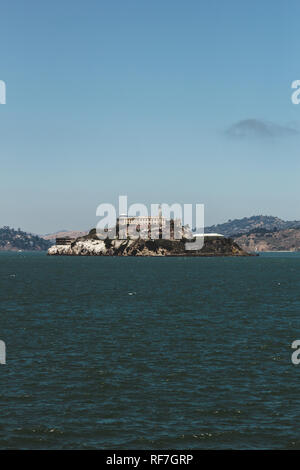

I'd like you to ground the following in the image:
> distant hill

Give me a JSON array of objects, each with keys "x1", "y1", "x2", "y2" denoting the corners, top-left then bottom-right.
[
  {"x1": 0, "y1": 226, "x2": 51, "y2": 251},
  {"x1": 205, "y1": 216, "x2": 300, "y2": 238},
  {"x1": 234, "y1": 227, "x2": 300, "y2": 252},
  {"x1": 42, "y1": 230, "x2": 88, "y2": 242},
  {"x1": 205, "y1": 216, "x2": 300, "y2": 252}
]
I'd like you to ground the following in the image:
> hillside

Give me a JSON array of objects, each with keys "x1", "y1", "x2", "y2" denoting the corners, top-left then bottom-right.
[
  {"x1": 234, "y1": 227, "x2": 300, "y2": 252},
  {"x1": 206, "y1": 215, "x2": 300, "y2": 238},
  {"x1": 42, "y1": 230, "x2": 88, "y2": 242},
  {"x1": 0, "y1": 226, "x2": 51, "y2": 251}
]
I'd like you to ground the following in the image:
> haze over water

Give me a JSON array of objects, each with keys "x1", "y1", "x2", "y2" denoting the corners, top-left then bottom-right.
[{"x1": 1, "y1": 252, "x2": 300, "y2": 449}]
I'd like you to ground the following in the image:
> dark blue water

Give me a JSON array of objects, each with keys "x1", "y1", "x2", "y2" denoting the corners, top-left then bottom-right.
[{"x1": 1, "y1": 252, "x2": 300, "y2": 449}]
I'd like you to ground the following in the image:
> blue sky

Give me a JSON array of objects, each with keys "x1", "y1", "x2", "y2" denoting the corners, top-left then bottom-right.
[{"x1": 0, "y1": 0, "x2": 299, "y2": 233}]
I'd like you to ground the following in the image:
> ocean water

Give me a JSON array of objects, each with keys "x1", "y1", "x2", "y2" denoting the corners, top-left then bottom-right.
[{"x1": 1, "y1": 251, "x2": 300, "y2": 449}]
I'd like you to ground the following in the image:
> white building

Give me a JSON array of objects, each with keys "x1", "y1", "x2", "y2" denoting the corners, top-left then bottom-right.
[
  {"x1": 118, "y1": 215, "x2": 166, "y2": 227},
  {"x1": 194, "y1": 233, "x2": 224, "y2": 238}
]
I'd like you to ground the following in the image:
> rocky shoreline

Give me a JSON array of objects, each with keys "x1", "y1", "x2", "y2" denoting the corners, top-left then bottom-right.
[{"x1": 48, "y1": 233, "x2": 251, "y2": 257}]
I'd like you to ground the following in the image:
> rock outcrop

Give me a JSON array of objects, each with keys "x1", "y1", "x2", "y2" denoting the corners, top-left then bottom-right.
[{"x1": 48, "y1": 232, "x2": 250, "y2": 257}]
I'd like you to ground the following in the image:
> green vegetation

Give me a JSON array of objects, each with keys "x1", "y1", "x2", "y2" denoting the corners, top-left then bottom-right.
[{"x1": 0, "y1": 226, "x2": 51, "y2": 251}]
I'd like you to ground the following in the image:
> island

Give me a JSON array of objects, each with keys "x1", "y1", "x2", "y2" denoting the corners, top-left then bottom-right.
[{"x1": 48, "y1": 228, "x2": 251, "y2": 257}]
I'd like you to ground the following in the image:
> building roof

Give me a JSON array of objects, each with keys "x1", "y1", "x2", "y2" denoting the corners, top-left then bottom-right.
[{"x1": 194, "y1": 233, "x2": 224, "y2": 237}]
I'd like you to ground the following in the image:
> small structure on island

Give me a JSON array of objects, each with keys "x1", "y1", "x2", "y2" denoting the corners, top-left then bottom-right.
[
  {"x1": 55, "y1": 237, "x2": 76, "y2": 246},
  {"x1": 194, "y1": 233, "x2": 224, "y2": 238}
]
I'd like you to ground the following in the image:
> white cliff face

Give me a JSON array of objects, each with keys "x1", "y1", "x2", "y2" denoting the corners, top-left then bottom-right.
[
  {"x1": 48, "y1": 238, "x2": 171, "y2": 256},
  {"x1": 48, "y1": 238, "x2": 162, "y2": 256},
  {"x1": 48, "y1": 240, "x2": 107, "y2": 256},
  {"x1": 73, "y1": 240, "x2": 107, "y2": 255},
  {"x1": 48, "y1": 244, "x2": 72, "y2": 255}
]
